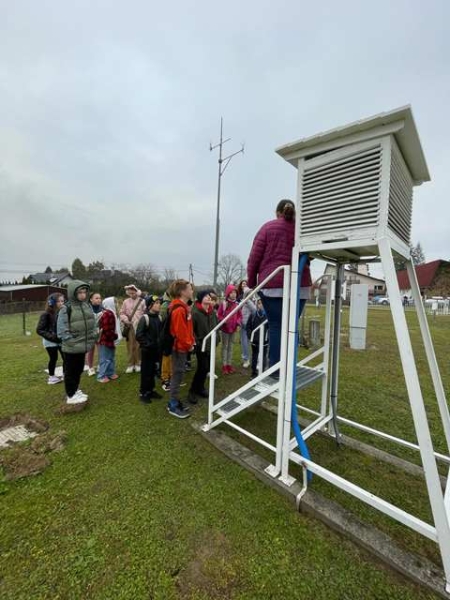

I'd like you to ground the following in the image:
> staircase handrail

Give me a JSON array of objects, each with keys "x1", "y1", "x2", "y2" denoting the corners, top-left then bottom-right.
[
  {"x1": 250, "y1": 319, "x2": 268, "y2": 343},
  {"x1": 202, "y1": 265, "x2": 288, "y2": 351}
]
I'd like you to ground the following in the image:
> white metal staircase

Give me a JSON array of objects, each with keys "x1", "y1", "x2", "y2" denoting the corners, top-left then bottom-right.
[{"x1": 213, "y1": 363, "x2": 325, "y2": 425}]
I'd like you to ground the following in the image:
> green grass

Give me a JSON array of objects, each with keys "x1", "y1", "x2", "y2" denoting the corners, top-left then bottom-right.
[{"x1": 0, "y1": 308, "x2": 447, "y2": 599}]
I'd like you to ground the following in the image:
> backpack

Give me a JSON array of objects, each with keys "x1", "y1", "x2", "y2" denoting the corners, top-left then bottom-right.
[{"x1": 160, "y1": 305, "x2": 183, "y2": 357}]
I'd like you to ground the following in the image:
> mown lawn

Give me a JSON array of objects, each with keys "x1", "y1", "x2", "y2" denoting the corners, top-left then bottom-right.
[{"x1": 0, "y1": 307, "x2": 447, "y2": 599}]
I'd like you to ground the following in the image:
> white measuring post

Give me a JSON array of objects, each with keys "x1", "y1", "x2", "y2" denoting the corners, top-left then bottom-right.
[{"x1": 349, "y1": 283, "x2": 369, "y2": 350}]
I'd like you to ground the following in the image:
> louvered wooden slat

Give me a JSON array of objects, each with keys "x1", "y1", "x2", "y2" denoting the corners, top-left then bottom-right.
[{"x1": 300, "y1": 145, "x2": 382, "y2": 236}]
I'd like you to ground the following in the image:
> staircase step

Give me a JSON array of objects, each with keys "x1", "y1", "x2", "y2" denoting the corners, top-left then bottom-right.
[{"x1": 216, "y1": 366, "x2": 324, "y2": 418}]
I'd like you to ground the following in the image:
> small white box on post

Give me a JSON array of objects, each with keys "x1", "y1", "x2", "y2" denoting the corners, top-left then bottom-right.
[{"x1": 349, "y1": 284, "x2": 369, "y2": 349}]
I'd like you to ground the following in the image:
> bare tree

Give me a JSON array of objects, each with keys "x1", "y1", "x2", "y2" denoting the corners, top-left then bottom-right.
[
  {"x1": 217, "y1": 253, "x2": 245, "y2": 289},
  {"x1": 161, "y1": 268, "x2": 178, "y2": 290}
]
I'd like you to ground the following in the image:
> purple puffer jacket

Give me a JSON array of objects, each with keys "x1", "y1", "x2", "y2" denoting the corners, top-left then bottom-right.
[{"x1": 247, "y1": 218, "x2": 312, "y2": 289}]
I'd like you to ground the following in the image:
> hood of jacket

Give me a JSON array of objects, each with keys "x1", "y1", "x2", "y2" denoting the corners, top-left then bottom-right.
[
  {"x1": 102, "y1": 296, "x2": 117, "y2": 315},
  {"x1": 225, "y1": 284, "x2": 237, "y2": 299},
  {"x1": 67, "y1": 280, "x2": 91, "y2": 302}
]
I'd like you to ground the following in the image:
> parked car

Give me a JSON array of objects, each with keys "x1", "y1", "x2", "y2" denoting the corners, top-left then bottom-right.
[{"x1": 375, "y1": 296, "x2": 390, "y2": 305}]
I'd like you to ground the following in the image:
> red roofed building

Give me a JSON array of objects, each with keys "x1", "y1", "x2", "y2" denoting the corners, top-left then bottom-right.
[{"x1": 397, "y1": 260, "x2": 450, "y2": 298}]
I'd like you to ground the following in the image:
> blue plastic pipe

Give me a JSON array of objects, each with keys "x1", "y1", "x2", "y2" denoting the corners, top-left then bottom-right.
[{"x1": 291, "y1": 253, "x2": 312, "y2": 481}]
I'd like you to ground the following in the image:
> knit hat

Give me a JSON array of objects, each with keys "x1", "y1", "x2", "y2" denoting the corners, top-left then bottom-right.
[
  {"x1": 145, "y1": 295, "x2": 162, "y2": 309},
  {"x1": 197, "y1": 289, "x2": 213, "y2": 304}
]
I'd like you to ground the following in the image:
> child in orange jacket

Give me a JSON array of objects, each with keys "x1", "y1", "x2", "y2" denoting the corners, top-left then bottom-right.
[{"x1": 167, "y1": 279, "x2": 195, "y2": 419}]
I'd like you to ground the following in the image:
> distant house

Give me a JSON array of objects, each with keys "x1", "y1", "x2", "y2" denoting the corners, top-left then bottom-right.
[
  {"x1": 30, "y1": 271, "x2": 74, "y2": 286},
  {"x1": 396, "y1": 260, "x2": 450, "y2": 298},
  {"x1": 321, "y1": 264, "x2": 386, "y2": 299},
  {"x1": 0, "y1": 284, "x2": 68, "y2": 303},
  {"x1": 86, "y1": 270, "x2": 114, "y2": 285}
]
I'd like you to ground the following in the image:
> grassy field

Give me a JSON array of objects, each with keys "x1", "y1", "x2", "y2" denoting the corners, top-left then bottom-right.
[{"x1": 0, "y1": 307, "x2": 448, "y2": 599}]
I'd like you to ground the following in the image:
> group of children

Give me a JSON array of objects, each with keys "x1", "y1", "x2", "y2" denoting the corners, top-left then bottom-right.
[{"x1": 36, "y1": 278, "x2": 268, "y2": 416}]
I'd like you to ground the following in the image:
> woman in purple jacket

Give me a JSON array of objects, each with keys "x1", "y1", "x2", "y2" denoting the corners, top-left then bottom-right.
[{"x1": 247, "y1": 199, "x2": 312, "y2": 368}]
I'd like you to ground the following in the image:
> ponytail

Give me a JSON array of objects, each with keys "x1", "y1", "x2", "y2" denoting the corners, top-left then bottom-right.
[{"x1": 276, "y1": 199, "x2": 295, "y2": 222}]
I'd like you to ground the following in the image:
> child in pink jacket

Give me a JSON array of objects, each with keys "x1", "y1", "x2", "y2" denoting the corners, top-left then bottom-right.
[{"x1": 218, "y1": 284, "x2": 242, "y2": 374}]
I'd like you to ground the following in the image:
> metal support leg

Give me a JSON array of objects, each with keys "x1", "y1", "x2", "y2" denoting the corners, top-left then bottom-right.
[
  {"x1": 266, "y1": 266, "x2": 291, "y2": 478},
  {"x1": 328, "y1": 264, "x2": 343, "y2": 442},
  {"x1": 280, "y1": 250, "x2": 301, "y2": 486},
  {"x1": 406, "y1": 261, "x2": 450, "y2": 453},
  {"x1": 379, "y1": 237, "x2": 450, "y2": 591},
  {"x1": 320, "y1": 275, "x2": 333, "y2": 419}
]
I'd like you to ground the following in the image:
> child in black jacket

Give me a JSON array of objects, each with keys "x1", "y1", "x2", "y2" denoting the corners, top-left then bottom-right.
[
  {"x1": 246, "y1": 299, "x2": 269, "y2": 378},
  {"x1": 136, "y1": 295, "x2": 163, "y2": 403},
  {"x1": 36, "y1": 293, "x2": 65, "y2": 384}
]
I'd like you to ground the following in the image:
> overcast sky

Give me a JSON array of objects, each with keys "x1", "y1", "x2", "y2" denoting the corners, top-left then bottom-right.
[{"x1": 1, "y1": 0, "x2": 449, "y2": 284}]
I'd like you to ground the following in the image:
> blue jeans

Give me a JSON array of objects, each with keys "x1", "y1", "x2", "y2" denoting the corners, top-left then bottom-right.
[
  {"x1": 260, "y1": 293, "x2": 306, "y2": 367},
  {"x1": 240, "y1": 324, "x2": 250, "y2": 362},
  {"x1": 98, "y1": 345, "x2": 116, "y2": 379}
]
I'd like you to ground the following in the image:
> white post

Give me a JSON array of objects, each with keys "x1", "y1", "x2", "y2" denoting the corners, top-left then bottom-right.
[
  {"x1": 280, "y1": 251, "x2": 300, "y2": 485},
  {"x1": 203, "y1": 330, "x2": 217, "y2": 431},
  {"x1": 406, "y1": 261, "x2": 450, "y2": 454},
  {"x1": 320, "y1": 275, "x2": 333, "y2": 418},
  {"x1": 258, "y1": 323, "x2": 264, "y2": 376},
  {"x1": 266, "y1": 266, "x2": 291, "y2": 478},
  {"x1": 379, "y1": 237, "x2": 450, "y2": 591}
]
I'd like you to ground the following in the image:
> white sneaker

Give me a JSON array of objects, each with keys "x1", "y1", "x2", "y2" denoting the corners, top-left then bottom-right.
[
  {"x1": 47, "y1": 375, "x2": 62, "y2": 385},
  {"x1": 87, "y1": 367, "x2": 96, "y2": 377},
  {"x1": 207, "y1": 373, "x2": 219, "y2": 380},
  {"x1": 75, "y1": 389, "x2": 88, "y2": 400},
  {"x1": 242, "y1": 360, "x2": 250, "y2": 368},
  {"x1": 134, "y1": 365, "x2": 141, "y2": 373},
  {"x1": 66, "y1": 393, "x2": 87, "y2": 405},
  {"x1": 83, "y1": 364, "x2": 89, "y2": 372},
  {"x1": 125, "y1": 366, "x2": 134, "y2": 374}
]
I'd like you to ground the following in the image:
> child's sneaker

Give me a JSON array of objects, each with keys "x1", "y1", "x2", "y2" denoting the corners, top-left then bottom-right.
[
  {"x1": 97, "y1": 377, "x2": 110, "y2": 383},
  {"x1": 242, "y1": 360, "x2": 250, "y2": 368},
  {"x1": 47, "y1": 375, "x2": 62, "y2": 385},
  {"x1": 75, "y1": 389, "x2": 88, "y2": 400},
  {"x1": 161, "y1": 380, "x2": 171, "y2": 392},
  {"x1": 207, "y1": 372, "x2": 219, "y2": 380},
  {"x1": 167, "y1": 400, "x2": 190, "y2": 419},
  {"x1": 184, "y1": 361, "x2": 192, "y2": 372},
  {"x1": 87, "y1": 367, "x2": 96, "y2": 377},
  {"x1": 109, "y1": 374, "x2": 119, "y2": 380},
  {"x1": 125, "y1": 366, "x2": 134, "y2": 374},
  {"x1": 67, "y1": 393, "x2": 87, "y2": 405},
  {"x1": 134, "y1": 365, "x2": 141, "y2": 373}
]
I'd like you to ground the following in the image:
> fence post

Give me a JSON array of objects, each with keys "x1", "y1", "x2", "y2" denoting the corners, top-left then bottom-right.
[{"x1": 22, "y1": 298, "x2": 27, "y2": 335}]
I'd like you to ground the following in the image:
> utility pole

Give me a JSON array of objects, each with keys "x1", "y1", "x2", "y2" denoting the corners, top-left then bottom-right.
[
  {"x1": 188, "y1": 263, "x2": 194, "y2": 285},
  {"x1": 210, "y1": 118, "x2": 244, "y2": 288}
]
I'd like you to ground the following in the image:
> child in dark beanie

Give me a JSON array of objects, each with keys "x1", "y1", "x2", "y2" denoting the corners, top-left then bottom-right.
[{"x1": 188, "y1": 289, "x2": 218, "y2": 403}]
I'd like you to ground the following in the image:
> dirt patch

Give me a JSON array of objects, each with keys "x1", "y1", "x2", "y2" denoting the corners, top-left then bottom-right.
[
  {"x1": 56, "y1": 400, "x2": 90, "y2": 415},
  {"x1": 0, "y1": 413, "x2": 48, "y2": 434},
  {"x1": 30, "y1": 431, "x2": 68, "y2": 454},
  {"x1": 0, "y1": 447, "x2": 50, "y2": 480},
  {"x1": 176, "y1": 530, "x2": 241, "y2": 600},
  {"x1": 0, "y1": 414, "x2": 68, "y2": 481}
]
